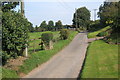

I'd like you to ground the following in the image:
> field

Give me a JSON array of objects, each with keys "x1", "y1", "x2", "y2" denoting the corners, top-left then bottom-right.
[
  {"x1": 88, "y1": 26, "x2": 110, "y2": 38},
  {"x1": 28, "y1": 31, "x2": 60, "y2": 54},
  {"x1": 81, "y1": 40, "x2": 118, "y2": 78},
  {"x1": 2, "y1": 31, "x2": 78, "y2": 78}
]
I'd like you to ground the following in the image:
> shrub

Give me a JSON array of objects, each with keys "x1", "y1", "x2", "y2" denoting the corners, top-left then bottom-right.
[
  {"x1": 41, "y1": 32, "x2": 53, "y2": 49},
  {"x1": 60, "y1": 29, "x2": 69, "y2": 40},
  {"x1": 97, "y1": 32, "x2": 108, "y2": 37},
  {"x1": 2, "y1": 11, "x2": 30, "y2": 64}
]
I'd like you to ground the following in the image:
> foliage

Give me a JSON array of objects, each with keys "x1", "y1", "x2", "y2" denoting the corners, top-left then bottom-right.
[
  {"x1": 48, "y1": 20, "x2": 54, "y2": 31},
  {"x1": 98, "y1": 2, "x2": 120, "y2": 33},
  {"x1": 81, "y1": 40, "x2": 118, "y2": 78},
  {"x1": 73, "y1": 7, "x2": 90, "y2": 30},
  {"x1": 2, "y1": 11, "x2": 29, "y2": 64},
  {"x1": 18, "y1": 31, "x2": 78, "y2": 74},
  {"x1": 97, "y1": 31, "x2": 108, "y2": 37},
  {"x1": 2, "y1": 2, "x2": 19, "y2": 12},
  {"x1": 41, "y1": 32, "x2": 53, "y2": 49},
  {"x1": 27, "y1": 22, "x2": 34, "y2": 32},
  {"x1": 105, "y1": 32, "x2": 120, "y2": 44},
  {"x1": 88, "y1": 20, "x2": 102, "y2": 31},
  {"x1": 60, "y1": 29, "x2": 69, "y2": 40},
  {"x1": 98, "y1": 2, "x2": 120, "y2": 43},
  {"x1": 39, "y1": 21, "x2": 47, "y2": 31},
  {"x1": 88, "y1": 26, "x2": 110, "y2": 38},
  {"x1": 55, "y1": 20, "x2": 63, "y2": 31}
]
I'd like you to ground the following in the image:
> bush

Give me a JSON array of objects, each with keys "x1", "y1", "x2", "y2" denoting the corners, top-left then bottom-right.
[
  {"x1": 97, "y1": 32, "x2": 108, "y2": 37},
  {"x1": 2, "y1": 11, "x2": 30, "y2": 64},
  {"x1": 60, "y1": 29, "x2": 69, "y2": 40},
  {"x1": 41, "y1": 32, "x2": 53, "y2": 49}
]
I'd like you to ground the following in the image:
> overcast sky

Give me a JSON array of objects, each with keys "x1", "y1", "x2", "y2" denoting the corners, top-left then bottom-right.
[{"x1": 23, "y1": 0, "x2": 105, "y2": 26}]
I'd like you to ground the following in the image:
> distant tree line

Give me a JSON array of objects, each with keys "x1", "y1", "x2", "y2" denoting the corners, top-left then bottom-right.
[{"x1": 34, "y1": 20, "x2": 63, "y2": 32}]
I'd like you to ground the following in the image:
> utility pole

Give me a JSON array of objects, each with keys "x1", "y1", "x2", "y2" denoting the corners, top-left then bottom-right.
[
  {"x1": 20, "y1": 0, "x2": 27, "y2": 57},
  {"x1": 21, "y1": 0, "x2": 25, "y2": 17},
  {"x1": 93, "y1": 9, "x2": 97, "y2": 21}
]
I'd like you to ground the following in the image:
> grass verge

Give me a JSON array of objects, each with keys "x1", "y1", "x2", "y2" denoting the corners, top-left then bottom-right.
[
  {"x1": 88, "y1": 26, "x2": 110, "y2": 38},
  {"x1": 81, "y1": 40, "x2": 118, "y2": 78},
  {"x1": 2, "y1": 67, "x2": 19, "y2": 78}
]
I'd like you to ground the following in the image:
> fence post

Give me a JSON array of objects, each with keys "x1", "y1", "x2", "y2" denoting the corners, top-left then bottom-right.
[{"x1": 25, "y1": 44, "x2": 28, "y2": 57}]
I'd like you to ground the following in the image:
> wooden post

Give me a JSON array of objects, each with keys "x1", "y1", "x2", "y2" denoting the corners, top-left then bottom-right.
[{"x1": 25, "y1": 44, "x2": 28, "y2": 57}]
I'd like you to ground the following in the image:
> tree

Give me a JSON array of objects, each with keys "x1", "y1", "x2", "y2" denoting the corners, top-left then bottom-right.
[
  {"x1": 55, "y1": 20, "x2": 63, "y2": 31},
  {"x1": 48, "y1": 20, "x2": 54, "y2": 31},
  {"x1": 2, "y1": 1, "x2": 32, "y2": 64},
  {"x1": 2, "y1": 11, "x2": 29, "y2": 58},
  {"x1": 98, "y1": 2, "x2": 120, "y2": 32},
  {"x1": 2, "y1": 2, "x2": 19, "y2": 12},
  {"x1": 27, "y1": 22, "x2": 34, "y2": 32},
  {"x1": 72, "y1": 7, "x2": 90, "y2": 30},
  {"x1": 40, "y1": 21, "x2": 47, "y2": 31}
]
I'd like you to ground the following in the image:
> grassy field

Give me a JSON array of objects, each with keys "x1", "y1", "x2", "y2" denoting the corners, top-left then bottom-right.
[
  {"x1": 81, "y1": 40, "x2": 118, "y2": 78},
  {"x1": 2, "y1": 31, "x2": 78, "y2": 78},
  {"x1": 88, "y1": 26, "x2": 110, "y2": 38}
]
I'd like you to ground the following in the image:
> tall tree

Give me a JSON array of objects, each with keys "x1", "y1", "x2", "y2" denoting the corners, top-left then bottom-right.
[
  {"x1": 40, "y1": 21, "x2": 47, "y2": 31},
  {"x1": 72, "y1": 7, "x2": 90, "y2": 30},
  {"x1": 98, "y1": 1, "x2": 119, "y2": 32},
  {"x1": 55, "y1": 20, "x2": 63, "y2": 31},
  {"x1": 48, "y1": 20, "x2": 54, "y2": 31}
]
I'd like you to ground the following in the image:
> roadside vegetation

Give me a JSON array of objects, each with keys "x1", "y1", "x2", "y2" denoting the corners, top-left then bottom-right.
[
  {"x1": 81, "y1": 40, "x2": 118, "y2": 78},
  {"x1": 19, "y1": 31, "x2": 77, "y2": 74},
  {"x1": 88, "y1": 26, "x2": 111, "y2": 38},
  {"x1": 2, "y1": 31, "x2": 78, "y2": 78},
  {"x1": 81, "y1": 1, "x2": 119, "y2": 78}
]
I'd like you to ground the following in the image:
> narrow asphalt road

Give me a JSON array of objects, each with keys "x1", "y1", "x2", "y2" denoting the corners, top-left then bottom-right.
[{"x1": 24, "y1": 33, "x2": 88, "y2": 78}]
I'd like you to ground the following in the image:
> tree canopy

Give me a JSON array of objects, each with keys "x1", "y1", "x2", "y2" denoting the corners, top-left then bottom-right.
[
  {"x1": 98, "y1": 1, "x2": 120, "y2": 32},
  {"x1": 73, "y1": 7, "x2": 90, "y2": 30},
  {"x1": 48, "y1": 20, "x2": 54, "y2": 31},
  {"x1": 55, "y1": 20, "x2": 63, "y2": 30}
]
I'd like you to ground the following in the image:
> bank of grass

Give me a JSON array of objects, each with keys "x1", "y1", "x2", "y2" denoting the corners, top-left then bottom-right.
[
  {"x1": 19, "y1": 31, "x2": 78, "y2": 74},
  {"x1": 81, "y1": 40, "x2": 118, "y2": 78},
  {"x1": 88, "y1": 26, "x2": 110, "y2": 38},
  {"x1": 2, "y1": 67, "x2": 19, "y2": 78}
]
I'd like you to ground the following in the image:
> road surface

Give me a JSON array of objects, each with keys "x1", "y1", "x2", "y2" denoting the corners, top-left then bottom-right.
[{"x1": 24, "y1": 33, "x2": 88, "y2": 78}]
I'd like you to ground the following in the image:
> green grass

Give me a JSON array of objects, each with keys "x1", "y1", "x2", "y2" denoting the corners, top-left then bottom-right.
[
  {"x1": 28, "y1": 31, "x2": 60, "y2": 54},
  {"x1": 88, "y1": 26, "x2": 111, "y2": 38},
  {"x1": 19, "y1": 31, "x2": 78, "y2": 74},
  {"x1": 81, "y1": 40, "x2": 118, "y2": 78},
  {"x1": 2, "y1": 68, "x2": 19, "y2": 78}
]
